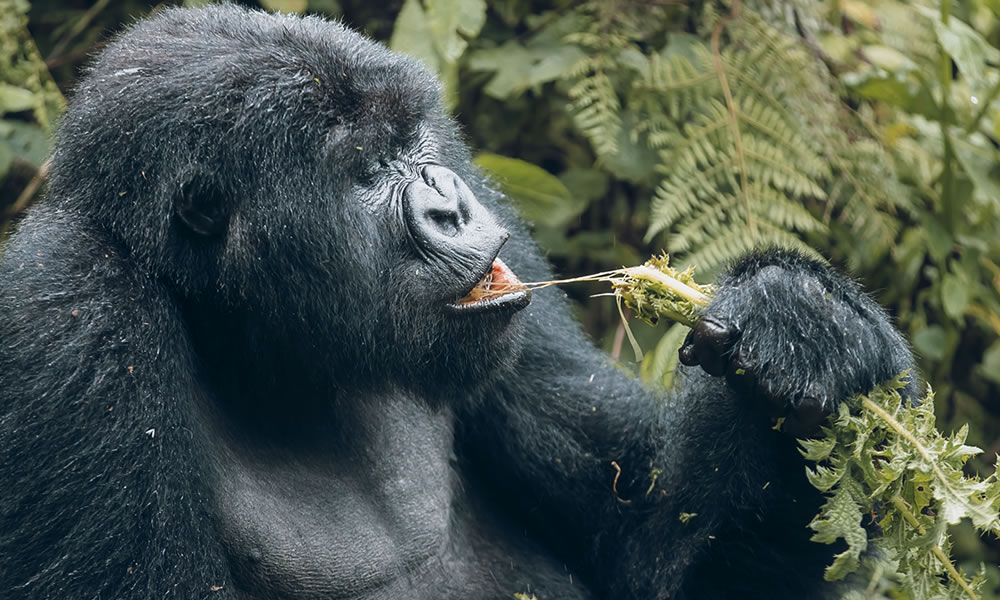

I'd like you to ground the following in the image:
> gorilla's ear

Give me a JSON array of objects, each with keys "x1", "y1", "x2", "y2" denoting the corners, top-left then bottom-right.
[{"x1": 175, "y1": 169, "x2": 228, "y2": 237}]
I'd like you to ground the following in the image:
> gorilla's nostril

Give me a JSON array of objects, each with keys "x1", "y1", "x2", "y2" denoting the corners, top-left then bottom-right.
[{"x1": 427, "y1": 208, "x2": 460, "y2": 237}]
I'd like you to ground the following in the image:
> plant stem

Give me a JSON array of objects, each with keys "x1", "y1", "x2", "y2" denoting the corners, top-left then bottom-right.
[
  {"x1": 623, "y1": 265, "x2": 712, "y2": 307},
  {"x1": 864, "y1": 398, "x2": 978, "y2": 599},
  {"x1": 860, "y1": 398, "x2": 972, "y2": 517},
  {"x1": 889, "y1": 495, "x2": 978, "y2": 600}
]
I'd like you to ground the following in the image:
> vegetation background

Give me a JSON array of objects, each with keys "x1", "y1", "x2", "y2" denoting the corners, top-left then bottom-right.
[{"x1": 1, "y1": 0, "x2": 998, "y2": 595}]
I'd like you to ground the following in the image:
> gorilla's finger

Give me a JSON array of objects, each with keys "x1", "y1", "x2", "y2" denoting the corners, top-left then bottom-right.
[
  {"x1": 679, "y1": 329, "x2": 699, "y2": 367},
  {"x1": 686, "y1": 317, "x2": 738, "y2": 376},
  {"x1": 692, "y1": 340, "x2": 726, "y2": 376},
  {"x1": 694, "y1": 316, "x2": 738, "y2": 354}
]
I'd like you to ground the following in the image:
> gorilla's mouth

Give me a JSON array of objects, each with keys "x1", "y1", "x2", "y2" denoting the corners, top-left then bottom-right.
[{"x1": 447, "y1": 258, "x2": 531, "y2": 314}]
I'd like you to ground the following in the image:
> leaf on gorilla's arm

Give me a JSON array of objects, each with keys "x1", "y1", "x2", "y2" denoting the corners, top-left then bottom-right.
[{"x1": 806, "y1": 478, "x2": 867, "y2": 581}]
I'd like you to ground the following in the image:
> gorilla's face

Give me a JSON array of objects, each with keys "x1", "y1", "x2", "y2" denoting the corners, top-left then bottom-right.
[
  {"x1": 47, "y1": 8, "x2": 531, "y2": 392},
  {"x1": 298, "y1": 130, "x2": 535, "y2": 390}
]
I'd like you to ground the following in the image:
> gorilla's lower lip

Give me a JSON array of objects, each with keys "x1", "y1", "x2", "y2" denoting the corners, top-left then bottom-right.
[{"x1": 446, "y1": 258, "x2": 531, "y2": 314}]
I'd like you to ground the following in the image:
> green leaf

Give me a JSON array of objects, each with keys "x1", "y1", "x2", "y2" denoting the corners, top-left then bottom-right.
[
  {"x1": 639, "y1": 323, "x2": 689, "y2": 388},
  {"x1": 427, "y1": 0, "x2": 486, "y2": 63},
  {"x1": 939, "y1": 274, "x2": 968, "y2": 320},
  {"x1": 660, "y1": 33, "x2": 704, "y2": 63},
  {"x1": 801, "y1": 378, "x2": 1000, "y2": 595},
  {"x1": 923, "y1": 216, "x2": 952, "y2": 263},
  {"x1": 0, "y1": 84, "x2": 34, "y2": 113},
  {"x1": 467, "y1": 40, "x2": 584, "y2": 99},
  {"x1": 390, "y1": 0, "x2": 485, "y2": 108},
  {"x1": 841, "y1": 71, "x2": 939, "y2": 119},
  {"x1": 809, "y1": 483, "x2": 867, "y2": 580},
  {"x1": 950, "y1": 131, "x2": 1000, "y2": 210},
  {"x1": 467, "y1": 42, "x2": 534, "y2": 99},
  {"x1": 861, "y1": 45, "x2": 914, "y2": 71},
  {"x1": 259, "y1": 0, "x2": 307, "y2": 13},
  {"x1": 474, "y1": 153, "x2": 579, "y2": 227},
  {"x1": 920, "y1": 7, "x2": 1000, "y2": 92},
  {"x1": 979, "y1": 341, "x2": 1000, "y2": 385},
  {"x1": 799, "y1": 436, "x2": 837, "y2": 462},
  {"x1": 390, "y1": 0, "x2": 440, "y2": 74},
  {"x1": 559, "y1": 168, "x2": 608, "y2": 207},
  {"x1": 601, "y1": 111, "x2": 657, "y2": 182},
  {"x1": 913, "y1": 325, "x2": 947, "y2": 361}
]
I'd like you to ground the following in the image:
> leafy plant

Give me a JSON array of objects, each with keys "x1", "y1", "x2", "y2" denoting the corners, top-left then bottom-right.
[
  {"x1": 599, "y1": 256, "x2": 1000, "y2": 599},
  {"x1": 804, "y1": 377, "x2": 999, "y2": 599}
]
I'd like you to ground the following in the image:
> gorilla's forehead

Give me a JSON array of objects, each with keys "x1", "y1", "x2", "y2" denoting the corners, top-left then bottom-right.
[{"x1": 78, "y1": 5, "x2": 441, "y2": 159}]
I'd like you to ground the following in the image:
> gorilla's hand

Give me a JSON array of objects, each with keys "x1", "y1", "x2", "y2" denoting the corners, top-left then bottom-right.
[{"x1": 679, "y1": 250, "x2": 911, "y2": 437}]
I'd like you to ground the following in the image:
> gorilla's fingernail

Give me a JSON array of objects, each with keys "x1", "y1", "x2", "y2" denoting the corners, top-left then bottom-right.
[{"x1": 679, "y1": 344, "x2": 698, "y2": 366}]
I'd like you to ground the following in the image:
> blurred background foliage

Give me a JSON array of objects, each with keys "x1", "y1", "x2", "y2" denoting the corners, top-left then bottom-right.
[{"x1": 1, "y1": 0, "x2": 998, "y2": 594}]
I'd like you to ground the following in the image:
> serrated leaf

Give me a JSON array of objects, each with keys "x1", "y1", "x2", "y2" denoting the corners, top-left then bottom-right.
[
  {"x1": 809, "y1": 484, "x2": 867, "y2": 580},
  {"x1": 806, "y1": 463, "x2": 845, "y2": 492},
  {"x1": 801, "y1": 378, "x2": 1000, "y2": 595},
  {"x1": 799, "y1": 436, "x2": 837, "y2": 462}
]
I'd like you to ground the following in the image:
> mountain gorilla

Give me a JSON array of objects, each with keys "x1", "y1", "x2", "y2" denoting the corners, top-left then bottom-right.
[{"x1": 0, "y1": 5, "x2": 915, "y2": 600}]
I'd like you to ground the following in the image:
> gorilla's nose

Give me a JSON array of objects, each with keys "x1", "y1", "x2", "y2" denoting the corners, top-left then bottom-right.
[{"x1": 404, "y1": 165, "x2": 507, "y2": 259}]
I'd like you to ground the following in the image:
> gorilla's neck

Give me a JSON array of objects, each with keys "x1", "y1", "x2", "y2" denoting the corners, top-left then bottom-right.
[{"x1": 179, "y1": 298, "x2": 457, "y2": 423}]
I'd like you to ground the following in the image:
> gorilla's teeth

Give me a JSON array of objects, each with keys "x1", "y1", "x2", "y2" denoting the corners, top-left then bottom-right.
[{"x1": 456, "y1": 258, "x2": 526, "y2": 306}]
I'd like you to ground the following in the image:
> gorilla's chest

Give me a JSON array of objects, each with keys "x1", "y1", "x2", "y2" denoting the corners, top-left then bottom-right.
[{"x1": 199, "y1": 393, "x2": 457, "y2": 598}]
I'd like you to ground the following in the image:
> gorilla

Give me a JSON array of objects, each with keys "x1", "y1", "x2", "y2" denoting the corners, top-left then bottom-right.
[{"x1": 0, "y1": 5, "x2": 916, "y2": 600}]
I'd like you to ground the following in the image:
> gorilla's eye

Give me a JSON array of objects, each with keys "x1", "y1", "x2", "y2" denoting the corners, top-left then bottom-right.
[{"x1": 358, "y1": 159, "x2": 394, "y2": 186}]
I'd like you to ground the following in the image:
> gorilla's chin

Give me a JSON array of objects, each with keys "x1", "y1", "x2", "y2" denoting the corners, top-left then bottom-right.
[{"x1": 408, "y1": 306, "x2": 528, "y2": 395}]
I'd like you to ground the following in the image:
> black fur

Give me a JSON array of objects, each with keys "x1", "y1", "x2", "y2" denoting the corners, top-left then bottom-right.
[{"x1": 0, "y1": 6, "x2": 915, "y2": 600}]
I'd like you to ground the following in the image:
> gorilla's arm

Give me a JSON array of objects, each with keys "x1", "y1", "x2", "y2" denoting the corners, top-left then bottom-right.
[
  {"x1": 0, "y1": 208, "x2": 230, "y2": 599},
  {"x1": 458, "y1": 248, "x2": 916, "y2": 599}
]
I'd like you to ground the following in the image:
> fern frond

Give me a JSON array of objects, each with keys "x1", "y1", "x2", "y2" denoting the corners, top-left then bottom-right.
[
  {"x1": 567, "y1": 54, "x2": 622, "y2": 157},
  {"x1": 641, "y1": 10, "x2": 855, "y2": 269}
]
